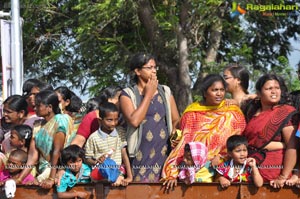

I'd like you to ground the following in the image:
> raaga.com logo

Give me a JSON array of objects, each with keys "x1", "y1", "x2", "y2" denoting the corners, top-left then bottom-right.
[{"x1": 230, "y1": 2, "x2": 299, "y2": 18}]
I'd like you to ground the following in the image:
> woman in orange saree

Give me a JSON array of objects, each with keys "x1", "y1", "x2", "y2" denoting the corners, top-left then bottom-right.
[{"x1": 161, "y1": 74, "x2": 246, "y2": 189}]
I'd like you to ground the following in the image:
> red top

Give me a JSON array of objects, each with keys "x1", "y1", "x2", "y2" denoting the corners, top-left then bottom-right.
[{"x1": 77, "y1": 110, "x2": 99, "y2": 139}]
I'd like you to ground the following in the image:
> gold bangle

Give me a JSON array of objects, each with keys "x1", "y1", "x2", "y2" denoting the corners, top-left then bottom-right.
[
  {"x1": 48, "y1": 177, "x2": 55, "y2": 182},
  {"x1": 278, "y1": 174, "x2": 288, "y2": 180}
]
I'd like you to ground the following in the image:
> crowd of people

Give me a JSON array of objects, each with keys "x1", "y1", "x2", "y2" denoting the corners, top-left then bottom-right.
[{"x1": 0, "y1": 52, "x2": 300, "y2": 198}]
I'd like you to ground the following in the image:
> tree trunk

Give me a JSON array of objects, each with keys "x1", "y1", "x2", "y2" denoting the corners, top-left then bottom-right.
[
  {"x1": 193, "y1": 17, "x2": 223, "y2": 93},
  {"x1": 176, "y1": 0, "x2": 192, "y2": 113},
  {"x1": 136, "y1": 0, "x2": 192, "y2": 114}
]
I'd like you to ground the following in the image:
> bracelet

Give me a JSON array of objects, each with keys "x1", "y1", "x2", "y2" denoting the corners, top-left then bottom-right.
[
  {"x1": 278, "y1": 174, "x2": 288, "y2": 180},
  {"x1": 48, "y1": 177, "x2": 55, "y2": 182},
  {"x1": 15, "y1": 178, "x2": 22, "y2": 184}
]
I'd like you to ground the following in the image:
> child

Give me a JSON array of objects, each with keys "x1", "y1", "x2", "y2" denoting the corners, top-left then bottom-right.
[
  {"x1": 9, "y1": 124, "x2": 32, "y2": 152},
  {"x1": 0, "y1": 149, "x2": 35, "y2": 185},
  {"x1": 177, "y1": 142, "x2": 208, "y2": 184},
  {"x1": 0, "y1": 124, "x2": 32, "y2": 171},
  {"x1": 56, "y1": 144, "x2": 91, "y2": 199},
  {"x1": 85, "y1": 102, "x2": 132, "y2": 186},
  {"x1": 216, "y1": 135, "x2": 263, "y2": 188}
]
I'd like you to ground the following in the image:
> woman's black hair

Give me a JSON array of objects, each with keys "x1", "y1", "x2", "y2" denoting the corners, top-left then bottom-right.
[
  {"x1": 55, "y1": 86, "x2": 73, "y2": 102},
  {"x1": 60, "y1": 144, "x2": 85, "y2": 166},
  {"x1": 224, "y1": 63, "x2": 250, "y2": 94},
  {"x1": 129, "y1": 52, "x2": 156, "y2": 83},
  {"x1": 98, "y1": 102, "x2": 119, "y2": 119},
  {"x1": 200, "y1": 74, "x2": 227, "y2": 101},
  {"x1": 67, "y1": 95, "x2": 83, "y2": 113},
  {"x1": 3, "y1": 95, "x2": 28, "y2": 116},
  {"x1": 35, "y1": 90, "x2": 61, "y2": 114},
  {"x1": 36, "y1": 81, "x2": 53, "y2": 91},
  {"x1": 55, "y1": 86, "x2": 83, "y2": 113},
  {"x1": 11, "y1": 124, "x2": 32, "y2": 149},
  {"x1": 98, "y1": 85, "x2": 122, "y2": 106},
  {"x1": 226, "y1": 135, "x2": 248, "y2": 152},
  {"x1": 243, "y1": 73, "x2": 289, "y2": 122},
  {"x1": 85, "y1": 97, "x2": 101, "y2": 113},
  {"x1": 22, "y1": 79, "x2": 41, "y2": 97}
]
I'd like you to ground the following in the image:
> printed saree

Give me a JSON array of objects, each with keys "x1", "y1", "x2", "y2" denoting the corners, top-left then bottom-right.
[
  {"x1": 33, "y1": 114, "x2": 73, "y2": 173},
  {"x1": 243, "y1": 105, "x2": 296, "y2": 181},
  {"x1": 161, "y1": 100, "x2": 246, "y2": 182}
]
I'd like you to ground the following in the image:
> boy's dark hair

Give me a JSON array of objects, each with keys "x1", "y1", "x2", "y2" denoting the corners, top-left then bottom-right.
[
  {"x1": 226, "y1": 135, "x2": 248, "y2": 152},
  {"x1": 60, "y1": 145, "x2": 85, "y2": 166},
  {"x1": 184, "y1": 143, "x2": 191, "y2": 153},
  {"x1": 98, "y1": 102, "x2": 119, "y2": 119},
  {"x1": 10, "y1": 149, "x2": 28, "y2": 164}
]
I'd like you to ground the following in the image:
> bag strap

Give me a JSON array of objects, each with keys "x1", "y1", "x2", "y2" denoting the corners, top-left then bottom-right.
[
  {"x1": 257, "y1": 110, "x2": 298, "y2": 150},
  {"x1": 129, "y1": 85, "x2": 144, "y2": 154},
  {"x1": 157, "y1": 85, "x2": 171, "y2": 134}
]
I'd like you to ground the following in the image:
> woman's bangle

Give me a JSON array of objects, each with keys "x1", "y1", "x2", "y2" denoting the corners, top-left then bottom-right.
[
  {"x1": 278, "y1": 174, "x2": 288, "y2": 180},
  {"x1": 48, "y1": 177, "x2": 55, "y2": 182},
  {"x1": 73, "y1": 190, "x2": 77, "y2": 197},
  {"x1": 15, "y1": 178, "x2": 22, "y2": 184}
]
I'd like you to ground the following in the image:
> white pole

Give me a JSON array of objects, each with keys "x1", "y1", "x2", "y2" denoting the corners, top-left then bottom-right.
[{"x1": 11, "y1": 0, "x2": 23, "y2": 95}]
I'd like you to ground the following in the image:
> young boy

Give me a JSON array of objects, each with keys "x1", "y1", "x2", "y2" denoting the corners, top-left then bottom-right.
[
  {"x1": 85, "y1": 102, "x2": 132, "y2": 186},
  {"x1": 56, "y1": 145, "x2": 91, "y2": 199},
  {"x1": 216, "y1": 135, "x2": 263, "y2": 188},
  {"x1": 177, "y1": 142, "x2": 208, "y2": 184},
  {"x1": 1, "y1": 149, "x2": 35, "y2": 185}
]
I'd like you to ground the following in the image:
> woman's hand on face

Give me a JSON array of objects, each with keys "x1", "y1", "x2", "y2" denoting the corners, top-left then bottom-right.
[{"x1": 144, "y1": 76, "x2": 158, "y2": 98}]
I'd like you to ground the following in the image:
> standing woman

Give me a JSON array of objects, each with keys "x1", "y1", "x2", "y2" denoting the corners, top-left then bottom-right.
[
  {"x1": 15, "y1": 90, "x2": 73, "y2": 188},
  {"x1": 242, "y1": 74, "x2": 298, "y2": 187},
  {"x1": 55, "y1": 86, "x2": 84, "y2": 146},
  {"x1": 161, "y1": 74, "x2": 246, "y2": 189},
  {"x1": 119, "y1": 52, "x2": 180, "y2": 182},
  {"x1": 223, "y1": 64, "x2": 256, "y2": 109}
]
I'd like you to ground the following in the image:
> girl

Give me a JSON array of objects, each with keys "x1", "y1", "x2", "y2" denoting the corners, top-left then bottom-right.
[
  {"x1": 0, "y1": 124, "x2": 32, "y2": 170},
  {"x1": 177, "y1": 142, "x2": 208, "y2": 185},
  {"x1": 56, "y1": 145, "x2": 91, "y2": 199},
  {"x1": 9, "y1": 124, "x2": 32, "y2": 152}
]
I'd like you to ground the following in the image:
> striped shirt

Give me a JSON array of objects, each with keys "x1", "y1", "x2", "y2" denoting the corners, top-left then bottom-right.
[{"x1": 85, "y1": 127, "x2": 127, "y2": 165}]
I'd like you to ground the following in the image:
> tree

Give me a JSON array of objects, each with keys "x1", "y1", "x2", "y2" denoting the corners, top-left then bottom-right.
[{"x1": 1, "y1": 0, "x2": 299, "y2": 113}]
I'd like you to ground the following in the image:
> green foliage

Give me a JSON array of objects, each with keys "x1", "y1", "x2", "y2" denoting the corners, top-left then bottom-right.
[{"x1": 1, "y1": 0, "x2": 299, "y2": 102}]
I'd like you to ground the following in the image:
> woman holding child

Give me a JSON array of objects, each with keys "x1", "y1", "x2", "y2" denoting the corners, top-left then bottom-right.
[
  {"x1": 15, "y1": 90, "x2": 73, "y2": 188},
  {"x1": 242, "y1": 74, "x2": 298, "y2": 187},
  {"x1": 162, "y1": 74, "x2": 246, "y2": 189}
]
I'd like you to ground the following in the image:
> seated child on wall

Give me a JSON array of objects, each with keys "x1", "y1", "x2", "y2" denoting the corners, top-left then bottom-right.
[
  {"x1": 56, "y1": 145, "x2": 91, "y2": 199},
  {"x1": 85, "y1": 102, "x2": 132, "y2": 186},
  {"x1": 177, "y1": 142, "x2": 208, "y2": 184},
  {"x1": 216, "y1": 135, "x2": 263, "y2": 188},
  {"x1": 0, "y1": 149, "x2": 35, "y2": 185}
]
